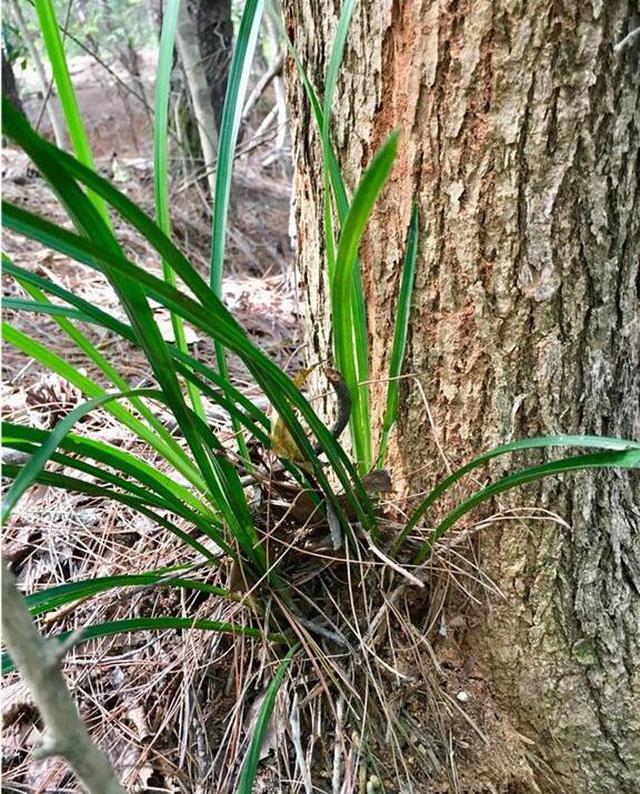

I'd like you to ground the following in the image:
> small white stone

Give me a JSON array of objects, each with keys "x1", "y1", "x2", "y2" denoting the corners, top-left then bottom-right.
[{"x1": 456, "y1": 690, "x2": 470, "y2": 703}]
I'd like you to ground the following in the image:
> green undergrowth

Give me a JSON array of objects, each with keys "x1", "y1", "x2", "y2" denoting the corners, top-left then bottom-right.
[{"x1": 2, "y1": 0, "x2": 639, "y2": 790}]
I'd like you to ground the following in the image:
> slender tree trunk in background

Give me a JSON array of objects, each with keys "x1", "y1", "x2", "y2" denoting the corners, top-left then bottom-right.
[
  {"x1": 2, "y1": 48, "x2": 25, "y2": 117},
  {"x1": 174, "y1": 0, "x2": 233, "y2": 197},
  {"x1": 176, "y1": 0, "x2": 234, "y2": 132},
  {"x1": 176, "y1": 0, "x2": 220, "y2": 199},
  {"x1": 285, "y1": 2, "x2": 639, "y2": 792},
  {"x1": 195, "y1": 0, "x2": 234, "y2": 128},
  {"x1": 10, "y1": 0, "x2": 66, "y2": 147},
  {"x1": 264, "y1": 12, "x2": 288, "y2": 157}
]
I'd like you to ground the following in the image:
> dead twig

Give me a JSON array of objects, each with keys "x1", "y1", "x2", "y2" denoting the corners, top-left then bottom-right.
[
  {"x1": 242, "y1": 51, "x2": 285, "y2": 120},
  {"x1": 1, "y1": 561, "x2": 127, "y2": 794},
  {"x1": 614, "y1": 26, "x2": 640, "y2": 53}
]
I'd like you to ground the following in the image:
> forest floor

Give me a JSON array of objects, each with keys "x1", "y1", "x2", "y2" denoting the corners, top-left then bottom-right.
[{"x1": 2, "y1": 50, "x2": 308, "y2": 793}]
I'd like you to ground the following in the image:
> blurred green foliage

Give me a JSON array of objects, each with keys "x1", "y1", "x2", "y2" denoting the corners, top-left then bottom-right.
[{"x1": 14, "y1": 0, "x2": 154, "y2": 62}]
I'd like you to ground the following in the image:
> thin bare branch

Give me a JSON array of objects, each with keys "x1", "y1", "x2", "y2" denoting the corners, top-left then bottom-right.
[
  {"x1": 242, "y1": 50, "x2": 285, "y2": 120},
  {"x1": 614, "y1": 26, "x2": 640, "y2": 53},
  {"x1": 1, "y1": 562, "x2": 127, "y2": 794}
]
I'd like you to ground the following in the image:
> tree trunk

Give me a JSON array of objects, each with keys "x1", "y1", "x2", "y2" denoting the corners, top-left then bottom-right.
[
  {"x1": 176, "y1": 0, "x2": 234, "y2": 130},
  {"x1": 10, "y1": 0, "x2": 66, "y2": 147},
  {"x1": 174, "y1": 0, "x2": 233, "y2": 198},
  {"x1": 175, "y1": 0, "x2": 221, "y2": 199},
  {"x1": 195, "y1": 0, "x2": 234, "y2": 128},
  {"x1": 2, "y1": 48, "x2": 25, "y2": 117},
  {"x1": 284, "y1": 1, "x2": 639, "y2": 792}
]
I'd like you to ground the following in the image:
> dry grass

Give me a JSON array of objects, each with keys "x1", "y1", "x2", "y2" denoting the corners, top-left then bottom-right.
[{"x1": 2, "y1": 357, "x2": 563, "y2": 793}]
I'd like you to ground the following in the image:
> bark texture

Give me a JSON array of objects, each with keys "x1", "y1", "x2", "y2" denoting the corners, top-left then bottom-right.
[
  {"x1": 285, "y1": 1, "x2": 640, "y2": 791},
  {"x1": 194, "y1": 0, "x2": 234, "y2": 127},
  {"x1": 2, "y1": 48, "x2": 25, "y2": 117},
  {"x1": 175, "y1": 0, "x2": 232, "y2": 194},
  {"x1": 176, "y1": 0, "x2": 220, "y2": 199}
]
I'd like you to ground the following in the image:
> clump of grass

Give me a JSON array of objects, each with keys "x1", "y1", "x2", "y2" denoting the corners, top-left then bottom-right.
[{"x1": 2, "y1": 1, "x2": 639, "y2": 790}]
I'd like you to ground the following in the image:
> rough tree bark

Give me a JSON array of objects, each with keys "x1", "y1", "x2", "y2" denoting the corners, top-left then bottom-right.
[
  {"x1": 285, "y1": 1, "x2": 639, "y2": 792},
  {"x1": 176, "y1": 0, "x2": 221, "y2": 198},
  {"x1": 194, "y1": 0, "x2": 234, "y2": 127},
  {"x1": 174, "y1": 0, "x2": 233, "y2": 196},
  {"x1": 176, "y1": 0, "x2": 234, "y2": 132},
  {"x1": 2, "y1": 48, "x2": 25, "y2": 117}
]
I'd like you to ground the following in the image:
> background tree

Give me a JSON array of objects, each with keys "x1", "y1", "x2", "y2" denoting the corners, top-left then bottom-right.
[
  {"x1": 285, "y1": 2, "x2": 639, "y2": 791},
  {"x1": 2, "y1": 47, "x2": 24, "y2": 116},
  {"x1": 9, "y1": 0, "x2": 66, "y2": 147},
  {"x1": 194, "y1": 0, "x2": 234, "y2": 126},
  {"x1": 2, "y1": 17, "x2": 26, "y2": 117},
  {"x1": 174, "y1": 0, "x2": 233, "y2": 197}
]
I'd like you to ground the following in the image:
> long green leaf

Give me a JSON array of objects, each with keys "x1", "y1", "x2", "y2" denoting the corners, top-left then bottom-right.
[
  {"x1": 2, "y1": 201, "x2": 373, "y2": 530},
  {"x1": 14, "y1": 269, "x2": 189, "y2": 464},
  {"x1": 394, "y1": 435, "x2": 640, "y2": 555},
  {"x1": 154, "y1": 0, "x2": 203, "y2": 417},
  {"x1": 321, "y1": 0, "x2": 357, "y2": 133},
  {"x1": 320, "y1": 0, "x2": 371, "y2": 469},
  {"x1": 237, "y1": 644, "x2": 298, "y2": 794},
  {"x1": 24, "y1": 569, "x2": 229, "y2": 616},
  {"x1": 276, "y1": 0, "x2": 374, "y2": 474},
  {"x1": 33, "y1": 0, "x2": 109, "y2": 224},
  {"x1": 3, "y1": 322, "x2": 205, "y2": 492},
  {"x1": 377, "y1": 204, "x2": 419, "y2": 467},
  {"x1": 1, "y1": 104, "x2": 217, "y2": 309},
  {"x1": 414, "y1": 448, "x2": 640, "y2": 563},
  {"x1": 2, "y1": 107, "x2": 258, "y2": 560},
  {"x1": 2, "y1": 387, "x2": 178, "y2": 521},
  {"x1": 2, "y1": 298, "x2": 91, "y2": 321},
  {"x1": 154, "y1": 0, "x2": 181, "y2": 242},
  {"x1": 3, "y1": 422, "x2": 220, "y2": 531},
  {"x1": 3, "y1": 298, "x2": 268, "y2": 442},
  {"x1": 2, "y1": 102, "x2": 374, "y2": 531},
  {"x1": 332, "y1": 132, "x2": 399, "y2": 473},
  {"x1": 1, "y1": 462, "x2": 222, "y2": 560},
  {"x1": 210, "y1": 0, "x2": 264, "y2": 297},
  {"x1": 273, "y1": 16, "x2": 346, "y2": 218},
  {"x1": 2, "y1": 255, "x2": 269, "y2": 428},
  {"x1": 2, "y1": 617, "x2": 287, "y2": 676},
  {"x1": 209, "y1": 0, "x2": 264, "y2": 461}
]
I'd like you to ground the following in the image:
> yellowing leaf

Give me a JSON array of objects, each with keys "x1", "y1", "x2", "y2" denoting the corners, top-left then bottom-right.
[{"x1": 270, "y1": 365, "x2": 317, "y2": 465}]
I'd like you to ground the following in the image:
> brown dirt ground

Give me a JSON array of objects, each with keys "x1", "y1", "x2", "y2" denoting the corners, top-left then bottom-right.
[{"x1": 2, "y1": 50, "x2": 306, "y2": 794}]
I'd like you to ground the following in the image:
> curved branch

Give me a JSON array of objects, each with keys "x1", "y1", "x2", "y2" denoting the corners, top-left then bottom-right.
[{"x1": 1, "y1": 562, "x2": 126, "y2": 794}]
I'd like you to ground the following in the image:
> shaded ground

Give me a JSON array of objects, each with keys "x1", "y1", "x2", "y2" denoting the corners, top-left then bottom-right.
[{"x1": 2, "y1": 50, "x2": 307, "y2": 793}]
